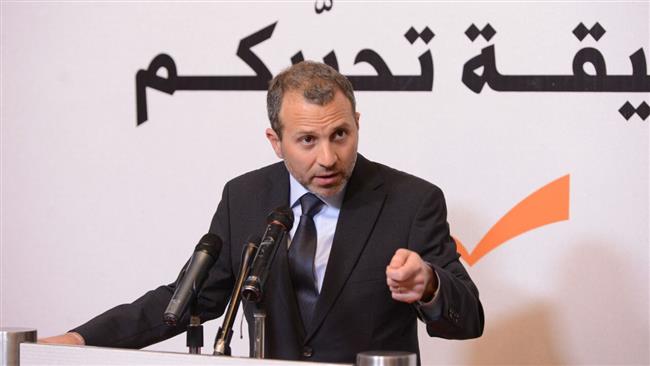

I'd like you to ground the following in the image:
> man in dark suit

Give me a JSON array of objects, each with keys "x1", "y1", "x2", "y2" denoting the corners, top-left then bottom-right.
[{"x1": 41, "y1": 61, "x2": 484, "y2": 363}]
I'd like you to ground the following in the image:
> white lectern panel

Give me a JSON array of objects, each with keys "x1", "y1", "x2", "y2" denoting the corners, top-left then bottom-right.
[{"x1": 21, "y1": 343, "x2": 349, "y2": 366}]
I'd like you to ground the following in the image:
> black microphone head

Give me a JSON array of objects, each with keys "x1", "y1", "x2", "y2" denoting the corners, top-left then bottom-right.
[
  {"x1": 195, "y1": 233, "x2": 223, "y2": 260},
  {"x1": 267, "y1": 206, "x2": 294, "y2": 230}
]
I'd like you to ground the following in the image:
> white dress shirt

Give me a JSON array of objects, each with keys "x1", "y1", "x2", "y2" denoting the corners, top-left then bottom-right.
[{"x1": 287, "y1": 175, "x2": 345, "y2": 293}]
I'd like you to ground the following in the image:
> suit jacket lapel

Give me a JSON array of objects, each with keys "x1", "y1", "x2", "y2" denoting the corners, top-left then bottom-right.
[
  {"x1": 305, "y1": 155, "x2": 386, "y2": 342},
  {"x1": 262, "y1": 162, "x2": 290, "y2": 210}
]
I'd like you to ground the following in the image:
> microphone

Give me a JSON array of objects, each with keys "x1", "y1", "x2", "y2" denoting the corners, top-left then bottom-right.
[
  {"x1": 164, "y1": 233, "x2": 223, "y2": 326},
  {"x1": 242, "y1": 207, "x2": 294, "y2": 303},
  {"x1": 214, "y1": 235, "x2": 260, "y2": 356}
]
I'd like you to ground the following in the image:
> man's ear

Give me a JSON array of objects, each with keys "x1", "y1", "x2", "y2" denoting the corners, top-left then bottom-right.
[
  {"x1": 265, "y1": 128, "x2": 284, "y2": 159},
  {"x1": 355, "y1": 112, "x2": 360, "y2": 130}
]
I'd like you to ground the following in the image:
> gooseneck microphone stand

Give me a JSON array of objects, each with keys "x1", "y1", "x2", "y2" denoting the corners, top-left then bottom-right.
[{"x1": 213, "y1": 240, "x2": 259, "y2": 356}]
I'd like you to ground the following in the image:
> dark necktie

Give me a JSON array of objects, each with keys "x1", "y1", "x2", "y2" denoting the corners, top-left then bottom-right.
[{"x1": 288, "y1": 193, "x2": 324, "y2": 330}]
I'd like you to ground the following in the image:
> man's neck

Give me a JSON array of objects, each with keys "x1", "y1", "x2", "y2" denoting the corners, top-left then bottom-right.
[{"x1": 288, "y1": 175, "x2": 345, "y2": 209}]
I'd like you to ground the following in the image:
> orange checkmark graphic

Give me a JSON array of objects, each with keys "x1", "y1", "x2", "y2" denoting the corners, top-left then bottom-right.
[{"x1": 454, "y1": 175, "x2": 570, "y2": 266}]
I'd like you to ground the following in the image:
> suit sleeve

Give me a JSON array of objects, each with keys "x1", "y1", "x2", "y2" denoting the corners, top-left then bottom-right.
[
  {"x1": 408, "y1": 185, "x2": 484, "y2": 339},
  {"x1": 72, "y1": 182, "x2": 236, "y2": 348}
]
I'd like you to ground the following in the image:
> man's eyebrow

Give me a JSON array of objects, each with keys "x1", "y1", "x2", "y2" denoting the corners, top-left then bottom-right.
[
  {"x1": 292, "y1": 128, "x2": 317, "y2": 136},
  {"x1": 292, "y1": 121, "x2": 351, "y2": 136}
]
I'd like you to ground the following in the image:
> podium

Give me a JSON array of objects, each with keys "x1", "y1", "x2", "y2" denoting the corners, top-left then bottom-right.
[{"x1": 20, "y1": 343, "x2": 349, "y2": 365}]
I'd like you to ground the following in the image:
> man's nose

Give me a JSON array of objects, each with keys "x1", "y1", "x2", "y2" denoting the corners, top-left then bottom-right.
[{"x1": 317, "y1": 143, "x2": 337, "y2": 168}]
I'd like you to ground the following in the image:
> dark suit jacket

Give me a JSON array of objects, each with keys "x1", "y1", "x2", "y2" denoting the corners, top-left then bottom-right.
[{"x1": 74, "y1": 154, "x2": 484, "y2": 363}]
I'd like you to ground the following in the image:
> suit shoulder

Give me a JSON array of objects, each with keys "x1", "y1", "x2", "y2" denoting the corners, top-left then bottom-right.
[
  {"x1": 226, "y1": 161, "x2": 285, "y2": 189},
  {"x1": 370, "y1": 160, "x2": 444, "y2": 197}
]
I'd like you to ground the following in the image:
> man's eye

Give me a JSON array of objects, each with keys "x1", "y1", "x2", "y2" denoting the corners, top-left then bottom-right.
[
  {"x1": 333, "y1": 130, "x2": 347, "y2": 140},
  {"x1": 300, "y1": 136, "x2": 315, "y2": 144}
]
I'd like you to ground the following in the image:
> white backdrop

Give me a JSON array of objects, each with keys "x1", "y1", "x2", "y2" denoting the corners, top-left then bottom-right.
[{"x1": 1, "y1": 2, "x2": 648, "y2": 365}]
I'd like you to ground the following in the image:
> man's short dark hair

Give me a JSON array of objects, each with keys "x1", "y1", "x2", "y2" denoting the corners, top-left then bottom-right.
[{"x1": 267, "y1": 61, "x2": 356, "y2": 138}]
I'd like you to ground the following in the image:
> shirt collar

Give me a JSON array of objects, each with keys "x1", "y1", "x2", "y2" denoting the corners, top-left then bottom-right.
[{"x1": 289, "y1": 174, "x2": 345, "y2": 210}]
